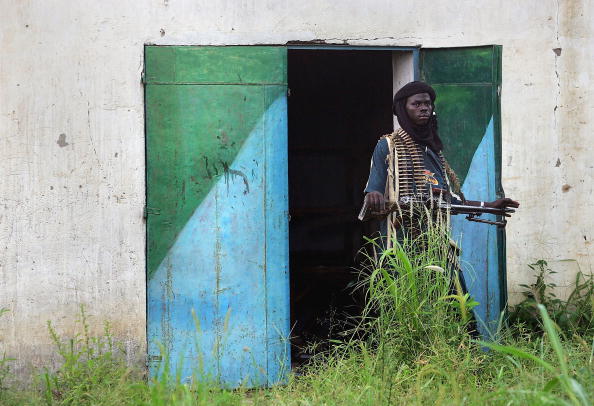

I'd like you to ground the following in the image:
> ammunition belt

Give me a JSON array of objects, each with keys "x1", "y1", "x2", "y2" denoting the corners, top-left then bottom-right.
[{"x1": 386, "y1": 129, "x2": 446, "y2": 198}]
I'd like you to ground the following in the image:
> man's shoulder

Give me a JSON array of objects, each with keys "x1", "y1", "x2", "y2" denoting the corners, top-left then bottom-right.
[
  {"x1": 375, "y1": 129, "x2": 408, "y2": 154},
  {"x1": 374, "y1": 136, "x2": 389, "y2": 154},
  {"x1": 382, "y1": 128, "x2": 407, "y2": 141},
  {"x1": 379, "y1": 128, "x2": 411, "y2": 148}
]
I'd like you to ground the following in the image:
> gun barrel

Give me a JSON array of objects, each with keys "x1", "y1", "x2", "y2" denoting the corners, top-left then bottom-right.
[{"x1": 449, "y1": 204, "x2": 515, "y2": 216}]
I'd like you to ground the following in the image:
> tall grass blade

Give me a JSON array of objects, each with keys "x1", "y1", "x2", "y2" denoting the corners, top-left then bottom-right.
[
  {"x1": 538, "y1": 304, "x2": 568, "y2": 375},
  {"x1": 479, "y1": 341, "x2": 555, "y2": 372}
]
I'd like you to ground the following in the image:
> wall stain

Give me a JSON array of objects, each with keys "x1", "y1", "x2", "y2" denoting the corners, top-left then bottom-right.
[
  {"x1": 57, "y1": 133, "x2": 69, "y2": 147},
  {"x1": 218, "y1": 131, "x2": 229, "y2": 145},
  {"x1": 161, "y1": 260, "x2": 174, "y2": 355},
  {"x1": 221, "y1": 161, "x2": 250, "y2": 195},
  {"x1": 203, "y1": 156, "x2": 213, "y2": 179}
]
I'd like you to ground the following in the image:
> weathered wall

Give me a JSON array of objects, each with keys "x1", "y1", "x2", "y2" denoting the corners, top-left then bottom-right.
[{"x1": 1, "y1": 0, "x2": 592, "y2": 375}]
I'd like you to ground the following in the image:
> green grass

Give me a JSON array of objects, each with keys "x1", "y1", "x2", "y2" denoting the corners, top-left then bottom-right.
[{"x1": 1, "y1": 218, "x2": 593, "y2": 405}]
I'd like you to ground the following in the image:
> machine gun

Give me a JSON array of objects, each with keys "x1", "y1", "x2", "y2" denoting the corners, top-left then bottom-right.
[{"x1": 358, "y1": 194, "x2": 515, "y2": 228}]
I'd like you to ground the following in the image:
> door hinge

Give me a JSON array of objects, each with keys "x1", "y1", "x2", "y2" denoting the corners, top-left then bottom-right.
[
  {"x1": 141, "y1": 71, "x2": 146, "y2": 84},
  {"x1": 147, "y1": 354, "x2": 162, "y2": 363},
  {"x1": 143, "y1": 207, "x2": 161, "y2": 219}
]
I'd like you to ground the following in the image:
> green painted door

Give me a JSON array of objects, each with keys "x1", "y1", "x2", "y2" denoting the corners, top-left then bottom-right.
[
  {"x1": 421, "y1": 46, "x2": 505, "y2": 337},
  {"x1": 145, "y1": 46, "x2": 290, "y2": 387}
]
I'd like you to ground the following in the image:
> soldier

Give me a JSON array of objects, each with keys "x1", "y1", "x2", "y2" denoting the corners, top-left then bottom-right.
[{"x1": 364, "y1": 81, "x2": 519, "y2": 244}]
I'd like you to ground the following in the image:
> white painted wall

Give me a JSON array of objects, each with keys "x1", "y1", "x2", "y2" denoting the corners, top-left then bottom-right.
[
  {"x1": 392, "y1": 51, "x2": 414, "y2": 130},
  {"x1": 1, "y1": 0, "x2": 593, "y2": 376}
]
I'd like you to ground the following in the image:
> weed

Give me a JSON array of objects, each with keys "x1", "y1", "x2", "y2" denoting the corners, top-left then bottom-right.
[
  {"x1": 483, "y1": 304, "x2": 590, "y2": 406},
  {"x1": 0, "y1": 308, "x2": 15, "y2": 393},
  {"x1": 40, "y1": 306, "x2": 143, "y2": 406},
  {"x1": 510, "y1": 260, "x2": 594, "y2": 337}
]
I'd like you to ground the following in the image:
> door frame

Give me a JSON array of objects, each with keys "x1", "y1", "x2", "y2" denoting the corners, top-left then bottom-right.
[
  {"x1": 287, "y1": 45, "x2": 420, "y2": 79},
  {"x1": 142, "y1": 44, "x2": 505, "y2": 382}
]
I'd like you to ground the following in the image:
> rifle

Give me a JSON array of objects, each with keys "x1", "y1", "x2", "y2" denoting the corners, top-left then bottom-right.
[{"x1": 358, "y1": 194, "x2": 515, "y2": 228}]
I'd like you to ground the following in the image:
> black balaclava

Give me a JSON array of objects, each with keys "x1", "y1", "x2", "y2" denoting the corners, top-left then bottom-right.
[{"x1": 393, "y1": 81, "x2": 443, "y2": 153}]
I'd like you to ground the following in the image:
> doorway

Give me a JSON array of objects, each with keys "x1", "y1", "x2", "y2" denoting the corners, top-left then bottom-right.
[
  {"x1": 144, "y1": 45, "x2": 504, "y2": 385},
  {"x1": 287, "y1": 49, "x2": 414, "y2": 362}
]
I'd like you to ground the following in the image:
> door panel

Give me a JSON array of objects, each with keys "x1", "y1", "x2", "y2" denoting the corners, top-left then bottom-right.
[
  {"x1": 421, "y1": 46, "x2": 505, "y2": 337},
  {"x1": 145, "y1": 46, "x2": 289, "y2": 387}
]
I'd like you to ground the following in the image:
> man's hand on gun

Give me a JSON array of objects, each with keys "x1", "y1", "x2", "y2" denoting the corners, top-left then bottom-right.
[
  {"x1": 364, "y1": 191, "x2": 386, "y2": 214},
  {"x1": 486, "y1": 198, "x2": 520, "y2": 211}
]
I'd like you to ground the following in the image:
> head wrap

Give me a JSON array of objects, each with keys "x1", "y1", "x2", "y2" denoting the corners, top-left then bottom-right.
[{"x1": 393, "y1": 81, "x2": 443, "y2": 153}]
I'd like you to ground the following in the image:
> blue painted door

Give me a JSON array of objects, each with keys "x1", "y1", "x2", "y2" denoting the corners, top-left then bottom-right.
[
  {"x1": 421, "y1": 46, "x2": 506, "y2": 337},
  {"x1": 145, "y1": 46, "x2": 290, "y2": 387}
]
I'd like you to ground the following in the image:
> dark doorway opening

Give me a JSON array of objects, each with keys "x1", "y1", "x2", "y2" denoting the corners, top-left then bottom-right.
[{"x1": 288, "y1": 49, "x2": 394, "y2": 364}]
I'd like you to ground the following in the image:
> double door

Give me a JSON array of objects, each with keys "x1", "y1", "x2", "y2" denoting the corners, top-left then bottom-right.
[{"x1": 145, "y1": 45, "x2": 504, "y2": 387}]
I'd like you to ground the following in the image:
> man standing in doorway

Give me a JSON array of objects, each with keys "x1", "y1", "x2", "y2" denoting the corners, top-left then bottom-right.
[{"x1": 364, "y1": 81, "x2": 519, "y2": 243}]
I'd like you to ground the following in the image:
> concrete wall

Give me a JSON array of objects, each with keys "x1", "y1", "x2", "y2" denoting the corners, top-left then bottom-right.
[{"x1": 1, "y1": 0, "x2": 592, "y2": 375}]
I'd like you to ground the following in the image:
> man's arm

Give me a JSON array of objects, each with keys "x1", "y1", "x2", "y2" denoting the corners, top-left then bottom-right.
[
  {"x1": 463, "y1": 198, "x2": 520, "y2": 210},
  {"x1": 363, "y1": 138, "x2": 389, "y2": 212},
  {"x1": 430, "y1": 186, "x2": 520, "y2": 210}
]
